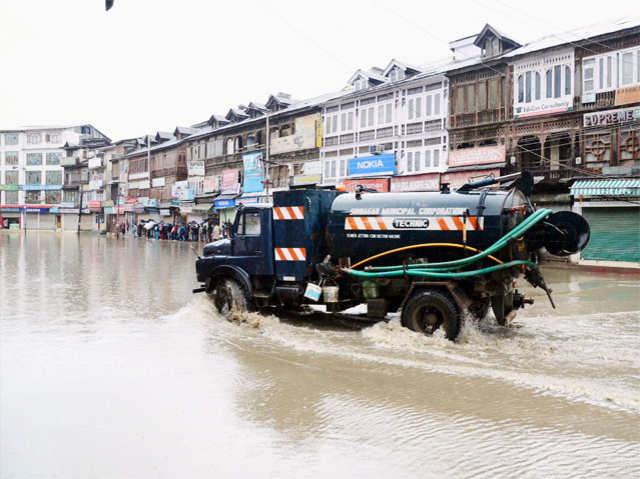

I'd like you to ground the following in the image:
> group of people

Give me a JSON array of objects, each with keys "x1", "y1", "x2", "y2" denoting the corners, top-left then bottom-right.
[{"x1": 113, "y1": 218, "x2": 231, "y2": 243}]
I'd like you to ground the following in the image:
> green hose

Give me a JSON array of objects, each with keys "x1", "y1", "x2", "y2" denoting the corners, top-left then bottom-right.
[
  {"x1": 342, "y1": 209, "x2": 552, "y2": 280},
  {"x1": 364, "y1": 208, "x2": 551, "y2": 272}
]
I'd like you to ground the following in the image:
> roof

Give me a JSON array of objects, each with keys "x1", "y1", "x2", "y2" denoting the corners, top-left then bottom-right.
[
  {"x1": 382, "y1": 58, "x2": 423, "y2": 77},
  {"x1": 474, "y1": 23, "x2": 520, "y2": 48},
  {"x1": 570, "y1": 178, "x2": 640, "y2": 197},
  {"x1": 174, "y1": 126, "x2": 198, "y2": 136}
]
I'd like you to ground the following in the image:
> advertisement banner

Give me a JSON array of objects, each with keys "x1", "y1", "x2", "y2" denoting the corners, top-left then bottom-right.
[
  {"x1": 584, "y1": 106, "x2": 640, "y2": 127},
  {"x1": 160, "y1": 209, "x2": 171, "y2": 216},
  {"x1": 214, "y1": 198, "x2": 236, "y2": 209},
  {"x1": 188, "y1": 160, "x2": 205, "y2": 176},
  {"x1": 315, "y1": 119, "x2": 323, "y2": 148},
  {"x1": 348, "y1": 153, "x2": 396, "y2": 177},
  {"x1": 615, "y1": 84, "x2": 640, "y2": 106},
  {"x1": 270, "y1": 114, "x2": 320, "y2": 154},
  {"x1": 221, "y1": 169, "x2": 240, "y2": 194},
  {"x1": 242, "y1": 152, "x2": 264, "y2": 193},
  {"x1": 129, "y1": 179, "x2": 150, "y2": 190},
  {"x1": 178, "y1": 188, "x2": 195, "y2": 201},
  {"x1": 343, "y1": 178, "x2": 390, "y2": 192},
  {"x1": 89, "y1": 200, "x2": 102, "y2": 212},
  {"x1": 103, "y1": 200, "x2": 114, "y2": 207},
  {"x1": 171, "y1": 180, "x2": 189, "y2": 198},
  {"x1": 390, "y1": 173, "x2": 440, "y2": 192},
  {"x1": 151, "y1": 177, "x2": 166, "y2": 188},
  {"x1": 448, "y1": 145, "x2": 505, "y2": 168},
  {"x1": 0, "y1": 184, "x2": 19, "y2": 191},
  {"x1": 292, "y1": 175, "x2": 321, "y2": 186},
  {"x1": 203, "y1": 176, "x2": 218, "y2": 193}
]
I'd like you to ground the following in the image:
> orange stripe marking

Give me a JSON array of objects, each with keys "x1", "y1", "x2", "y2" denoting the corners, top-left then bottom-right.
[
  {"x1": 347, "y1": 217, "x2": 357, "y2": 229},
  {"x1": 468, "y1": 217, "x2": 478, "y2": 230},
  {"x1": 361, "y1": 217, "x2": 373, "y2": 230},
  {"x1": 437, "y1": 218, "x2": 449, "y2": 230},
  {"x1": 452, "y1": 217, "x2": 464, "y2": 230},
  {"x1": 377, "y1": 217, "x2": 387, "y2": 230},
  {"x1": 286, "y1": 206, "x2": 296, "y2": 218}
]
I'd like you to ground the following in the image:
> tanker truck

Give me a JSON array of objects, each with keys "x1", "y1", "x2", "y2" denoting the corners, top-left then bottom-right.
[{"x1": 193, "y1": 172, "x2": 590, "y2": 340}]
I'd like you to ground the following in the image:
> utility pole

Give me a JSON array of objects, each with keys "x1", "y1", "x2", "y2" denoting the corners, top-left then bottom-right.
[
  {"x1": 265, "y1": 113, "x2": 270, "y2": 199},
  {"x1": 76, "y1": 185, "x2": 83, "y2": 234}
]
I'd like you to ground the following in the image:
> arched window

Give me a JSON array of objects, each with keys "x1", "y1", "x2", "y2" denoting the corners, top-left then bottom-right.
[
  {"x1": 535, "y1": 72, "x2": 541, "y2": 100},
  {"x1": 518, "y1": 75, "x2": 524, "y2": 103},
  {"x1": 545, "y1": 70, "x2": 553, "y2": 98},
  {"x1": 525, "y1": 71, "x2": 532, "y2": 103},
  {"x1": 564, "y1": 66, "x2": 572, "y2": 95}
]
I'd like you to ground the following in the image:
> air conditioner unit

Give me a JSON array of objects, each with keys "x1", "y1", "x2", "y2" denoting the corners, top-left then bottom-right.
[{"x1": 369, "y1": 145, "x2": 383, "y2": 154}]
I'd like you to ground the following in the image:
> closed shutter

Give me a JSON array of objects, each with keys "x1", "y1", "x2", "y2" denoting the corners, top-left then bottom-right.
[{"x1": 581, "y1": 207, "x2": 640, "y2": 262}]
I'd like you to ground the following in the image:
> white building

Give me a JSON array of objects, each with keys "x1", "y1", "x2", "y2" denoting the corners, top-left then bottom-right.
[
  {"x1": 0, "y1": 124, "x2": 110, "y2": 230},
  {"x1": 320, "y1": 59, "x2": 449, "y2": 192}
]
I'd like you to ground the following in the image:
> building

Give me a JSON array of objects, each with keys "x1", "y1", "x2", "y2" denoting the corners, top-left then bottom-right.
[
  {"x1": 320, "y1": 59, "x2": 449, "y2": 193},
  {"x1": 0, "y1": 124, "x2": 110, "y2": 230}
]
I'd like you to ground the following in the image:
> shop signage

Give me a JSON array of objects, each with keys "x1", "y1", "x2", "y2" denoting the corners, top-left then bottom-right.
[
  {"x1": 582, "y1": 92, "x2": 596, "y2": 104},
  {"x1": 178, "y1": 188, "x2": 195, "y2": 201},
  {"x1": 89, "y1": 200, "x2": 102, "y2": 212},
  {"x1": 146, "y1": 198, "x2": 158, "y2": 208},
  {"x1": 0, "y1": 207, "x2": 21, "y2": 212},
  {"x1": 242, "y1": 152, "x2": 264, "y2": 193},
  {"x1": 390, "y1": 173, "x2": 440, "y2": 192},
  {"x1": 292, "y1": 174, "x2": 321, "y2": 186},
  {"x1": 315, "y1": 119, "x2": 323, "y2": 148},
  {"x1": 88, "y1": 157, "x2": 102, "y2": 169},
  {"x1": 119, "y1": 171, "x2": 128, "y2": 182},
  {"x1": 118, "y1": 207, "x2": 125, "y2": 214},
  {"x1": 60, "y1": 202, "x2": 75, "y2": 208},
  {"x1": 160, "y1": 209, "x2": 171, "y2": 216},
  {"x1": 129, "y1": 179, "x2": 150, "y2": 189},
  {"x1": 214, "y1": 198, "x2": 236, "y2": 209},
  {"x1": 23, "y1": 184, "x2": 42, "y2": 191},
  {"x1": 129, "y1": 171, "x2": 149, "y2": 180},
  {"x1": 0, "y1": 184, "x2": 19, "y2": 191},
  {"x1": 103, "y1": 207, "x2": 115, "y2": 214},
  {"x1": 441, "y1": 169, "x2": 501, "y2": 190},
  {"x1": 448, "y1": 145, "x2": 505, "y2": 168},
  {"x1": 348, "y1": 153, "x2": 396, "y2": 177},
  {"x1": 180, "y1": 206, "x2": 193, "y2": 213},
  {"x1": 342, "y1": 178, "x2": 390, "y2": 192},
  {"x1": 203, "y1": 175, "x2": 218, "y2": 193},
  {"x1": 188, "y1": 160, "x2": 205, "y2": 176},
  {"x1": 221, "y1": 169, "x2": 240, "y2": 194},
  {"x1": 584, "y1": 106, "x2": 640, "y2": 127},
  {"x1": 151, "y1": 177, "x2": 166, "y2": 187},
  {"x1": 103, "y1": 200, "x2": 114, "y2": 207},
  {"x1": 615, "y1": 84, "x2": 640, "y2": 106},
  {"x1": 171, "y1": 180, "x2": 189, "y2": 198},
  {"x1": 59, "y1": 208, "x2": 79, "y2": 214},
  {"x1": 270, "y1": 114, "x2": 320, "y2": 154},
  {"x1": 26, "y1": 208, "x2": 48, "y2": 213},
  {"x1": 43, "y1": 184, "x2": 63, "y2": 190}
]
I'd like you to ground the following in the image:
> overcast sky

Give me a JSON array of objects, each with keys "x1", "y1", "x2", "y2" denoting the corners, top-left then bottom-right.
[{"x1": 0, "y1": 0, "x2": 637, "y2": 140}]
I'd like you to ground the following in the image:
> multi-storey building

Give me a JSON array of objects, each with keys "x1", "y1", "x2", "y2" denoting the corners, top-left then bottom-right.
[
  {"x1": 0, "y1": 124, "x2": 109, "y2": 230},
  {"x1": 320, "y1": 59, "x2": 449, "y2": 193}
]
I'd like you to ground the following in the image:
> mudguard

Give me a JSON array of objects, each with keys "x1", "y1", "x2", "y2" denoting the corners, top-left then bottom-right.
[{"x1": 210, "y1": 264, "x2": 253, "y2": 296}]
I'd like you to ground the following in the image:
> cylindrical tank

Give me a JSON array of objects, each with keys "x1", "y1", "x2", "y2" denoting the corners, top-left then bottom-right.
[{"x1": 326, "y1": 188, "x2": 527, "y2": 265}]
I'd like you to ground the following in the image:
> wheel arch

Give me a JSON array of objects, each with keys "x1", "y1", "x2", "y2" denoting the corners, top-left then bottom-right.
[{"x1": 210, "y1": 265, "x2": 253, "y2": 296}]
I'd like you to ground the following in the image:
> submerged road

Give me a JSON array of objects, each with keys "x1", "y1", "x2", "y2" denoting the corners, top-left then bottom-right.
[{"x1": 1, "y1": 233, "x2": 639, "y2": 478}]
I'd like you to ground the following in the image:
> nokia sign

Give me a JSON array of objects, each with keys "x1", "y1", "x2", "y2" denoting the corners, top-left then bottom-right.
[{"x1": 348, "y1": 153, "x2": 396, "y2": 177}]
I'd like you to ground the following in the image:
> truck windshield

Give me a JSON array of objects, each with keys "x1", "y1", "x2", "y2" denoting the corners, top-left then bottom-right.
[{"x1": 237, "y1": 211, "x2": 261, "y2": 235}]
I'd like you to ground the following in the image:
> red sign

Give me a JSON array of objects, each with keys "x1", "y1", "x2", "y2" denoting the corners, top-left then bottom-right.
[
  {"x1": 448, "y1": 145, "x2": 505, "y2": 167},
  {"x1": 342, "y1": 178, "x2": 389, "y2": 193},
  {"x1": 440, "y1": 169, "x2": 501, "y2": 190},
  {"x1": 390, "y1": 173, "x2": 440, "y2": 192},
  {"x1": 221, "y1": 169, "x2": 240, "y2": 194},
  {"x1": 89, "y1": 200, "x2": 102, "y2": 212}
]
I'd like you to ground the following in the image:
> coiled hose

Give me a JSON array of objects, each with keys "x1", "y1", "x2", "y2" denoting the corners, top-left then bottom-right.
[{"x1": 343, "y1": 208, "x2": 552, "y2": 279}]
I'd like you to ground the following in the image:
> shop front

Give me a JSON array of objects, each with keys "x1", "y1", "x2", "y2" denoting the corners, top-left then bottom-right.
[
  {"x1": 570, "y1": 178, "x2": 640, "y2": 264},
  {"x1": 215, "y1": 168, "x2": 241, "y2": 226}
]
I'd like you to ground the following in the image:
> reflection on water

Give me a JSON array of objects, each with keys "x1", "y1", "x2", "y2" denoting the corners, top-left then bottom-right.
[{"x1": 1, "y1": 233, "x2": 639, "y2": 478}]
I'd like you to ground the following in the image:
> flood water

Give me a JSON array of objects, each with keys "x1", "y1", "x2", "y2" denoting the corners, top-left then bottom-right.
[{"x1": 1, "y1": 232, "x2": 639, "y2": 478}]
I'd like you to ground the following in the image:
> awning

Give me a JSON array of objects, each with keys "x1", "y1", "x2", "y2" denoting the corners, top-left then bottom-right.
[
  {"x1": 192, "y1": 203, "x2": 213, "y2": 212},
  {"x1": 570, "y1": 178, "x2": 640, "y2": 197}
]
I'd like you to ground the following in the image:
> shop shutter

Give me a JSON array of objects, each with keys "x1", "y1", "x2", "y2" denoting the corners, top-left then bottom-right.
[{"x1": 581, "y1": 207, "x2": 640, "y2": 262}]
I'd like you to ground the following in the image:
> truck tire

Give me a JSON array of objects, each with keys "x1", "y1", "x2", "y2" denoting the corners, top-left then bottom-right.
[
  {"x1": 491, "y1": 293, "x2": 515, "y2": 326},
  {"x1": 468, "y1": 299, "x2": 490, "y2": 321},
  {"x1": 401, "y1": 289, "x2": 461, "y2": 341},
  {"x1": 213, "y1": 278, "x2": 249, "y2": 318}
]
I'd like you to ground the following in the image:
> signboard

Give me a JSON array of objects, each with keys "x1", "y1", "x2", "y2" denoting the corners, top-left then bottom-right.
[
  {"x1": 88, "y1": 157, "x2": 102, "y2": 169},
  {"x1": 214, "y1": 198, "x2": 236, "y2": 209},
  {"x1": 584, "y1": 106, "x2": 640, "y2": 127},
  {"x1": 582, "y1": 92, "x2": 596, "y2": 104},
  {"x1": 188, "y1": 160, "x2": 205, "y2": 176},
  {"x1": 178, "y1": 188, "x2": 195, "y2": 201},
  {"x1": 171, "y1": 180, "x2": 189, "y2": 198},
  {"x1": 180, "y1": 206, "x2": 193, "y2": 213},
  {"x1": 242, "y1": 152, "x2": 264, "y2": 193},
  {"x1": 615, "y1": 85, "x2": 640, "y2": 106},
  {"x1": 89, "y1": 179, "x2": 103, "y2": 190},
  {"x1": 221, "y1": 169, "x2": 240, "y2": 194},
  {"x1": 43, "y1": 184, "x2": 63, "y2": 190},
  {"x1": 440, "y1": 169, "x2": 501, "y2": 190},
  {"x1": 270, "y1": 114, "x2": 320, "y2": 154},
  {"x1": 0, "y1": 184, "x2": 19, "y2": 191},
  {"x1": 448, "y1": 145, "x2": 505, "y2": 168},
  {"x1": 343, "y1": 178, "x2": 389, "y2": 192},
  {"x1": 60, "y1": 202, "x2": 75, "y2": 208},
  {"x1": 203, "y1": 176, "x2": 217, "y2": 193},
  {"x1": 119, "y1": 171, "x2": 128, "y2": 182},
  {"x1": 129, "y1": 171, "x2": 149, "y2": 180},
  {"x1": 151, "y1": 177, "x2": 166, "y2": 187},
  {"x1": 348, "y1": 153, "x2": 396, "y2": 177},
  {"x1": 292, "y1": 175, "x2": 321, "y2": 186},
  {"x1": 160, "y1": 209, "x2": 171, "y2": 216},
  {"x1": 89, "y1": 200, "x2": 102, "y2": 212},
  {"x1": 391, "y1": 173, "x2": 440, "y2": 192},
  {"x1": 103, "y1": 200, "x2": 114, "y2": 207},
  {"x1": 129, "y1": 179, "x2": 150, "y2": 189},
  {"x1": 315, "y1": 119, "x2": 323, "y2": 148},
  {"x1": 103, "y1": 207, "x2": 115, "y2": 214},
  {"x1": 146, "y1": 198, "x2": 159, "y2": 208}
]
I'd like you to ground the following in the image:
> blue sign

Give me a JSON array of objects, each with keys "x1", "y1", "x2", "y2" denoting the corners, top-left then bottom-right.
[
  {"x1": 242, "y1": 152, "x2": 264, "y2": 193},
  {"x1": 215, "y1": 198, "x2": 236, "y2": 209},
  {"x1": 348, "y1": 153, "x2": 396, "y2": 177}
]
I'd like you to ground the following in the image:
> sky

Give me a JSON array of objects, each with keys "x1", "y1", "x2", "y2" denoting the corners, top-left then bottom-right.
[{"x1": 0, "y1": 0, "x2": 637, "y2": 140}]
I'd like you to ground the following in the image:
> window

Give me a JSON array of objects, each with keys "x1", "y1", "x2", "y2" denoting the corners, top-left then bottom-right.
[
  {"x1": 46, "y1": 152, "x2": 61, "y2": 165},
  {"x1": 367, "y1": 107, "x2": 374, "y2": 126},
  {"x1": 5, "y1": 152, "x2": 18, "y2": 165},
  {"x1": 360, "y1": 109, "x2": 366, "y2": 128},
  {"x1": 332, "y1": 116, "x2": 337, "y2": 133},
  {"x1": 5, "y1": 133, "x2": 18, "y2": 145},
  {"x1": 5, "y1": 191, "x2": 18, "y2": 203},
  {"x1": 378, "y1": 105, "x2": 384, "y2": 124},
  {"x1": 27, "y1": 133, "x2": 41, "y2": 144},
  {"x1": 339, "y1": 159, "x2": 346, "y2": 177},
  {"x1": 330, "y1": 159, "x2": 336, "y2": 178},
  {"x1": 415, "y1": 97, "x2": 422, "y2": 118},
  {"x1": 599, "y1": 58, "x2": 604, "y2": 89},
  {"x1": 5, "y1": 171, "x2": 19, "y2": 184},
  {"x1": 341, "y1": 112, "x2": 346, "y2": 131},
  {"x1": 324, "y1": 160, "x2": 331, "y2": 178},
  {"x1": 433, "y1": 149, "x2": 440, "y2": 167},
  {"x1": 408, "y1": 99, "x2": 414, "y2": 120},
  {"x1": 554, "y1": 65, "x2": 561, "y2": 98},
  {"x1": 46, "y1": 171, "x2": 62, "y2": 185},
  {"x1": 525, "y1": 71, "x2": 532, "y2": 103},
  {"x1": 535, "y1": 72, "x2": 541, "y2": 100},
  {"x1": 406, "y1": 152, "x2": 413, "y2": 172},
  {"x1": 26, "y1": 190, "x2": 41, "y2": 203},
  {"x1": 426, "y1": 95, "x2": 432, "y2": 116},
  {"x1": 607, "y1": 56, "x2": 613, "y2": 87},
  {"x1": 465, "y1": 85, "x2": 474, "y2": 113},
  {"x1": 238, "y1": 212, "x2": 260, "y2": 235},
  {"x1": 565, "y1": 66, "x2": 571, "y2": 95},
  {"x1": 583, "y1": 53, "x2": 620, "y2": 94},
  {"x1": 45, "y1": 191, "x2": 61, "y2": 204},
  {"x1": 385, "y1": 104, "x2": 392, "y2": 123},
  {"x1": 26, "y1": 171, "x2": 41, "y2": 185},
  {"x1": 518, "y1": 75, "x2": 524, "y2": 103},
  {"x1": 488, "y1": 79, "x2": 499, "y2": 109},
  {"x1": 546, "y1": 70, "x2": 553, "y2": 98},
  {"x1": 434, "y1": 93, "x2": 440, "y2": 115},
  {"x1": 414, "y1": 151, "x2": 421, "y2": 171},
  {"x1": 27, "y1": 153, "x2": 42, "y2": 165},
  {"x1": 622, "y1": 52, "x2": 634, "y2": 85},
  {"x1": 424, "y1": 150, "x2": 431, "y2": 168},
  {"x1": 347, "y1": 111, "x2": 353, "y2": 130}
]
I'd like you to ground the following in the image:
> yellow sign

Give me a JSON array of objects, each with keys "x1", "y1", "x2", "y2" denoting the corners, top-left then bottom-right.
[
  {"x1": 615, "y1": 85, "x2": 640, "y2": 106},
  {"x1": 315, "y1": 119, "x2": 323, "y2": 148}
]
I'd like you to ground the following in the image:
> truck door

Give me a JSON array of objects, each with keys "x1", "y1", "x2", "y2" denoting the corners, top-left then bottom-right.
[{"x1": 231, "y1": 207, "x2": 274, "y2": 276}]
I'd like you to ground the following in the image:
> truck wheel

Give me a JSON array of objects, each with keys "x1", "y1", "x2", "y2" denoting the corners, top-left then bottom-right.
[
  {"x1": 401, "y1": 289, "x2": 461, "y2": 341},
  {"x1": 213, "y1": 279, "x2": 249, "y2": 318},
  {"x1": 491, "y1": 293, "x2": 515, "y2": 326},
  {"x1": 468, "y1": 299, "x2": 490, "y2": 320}
]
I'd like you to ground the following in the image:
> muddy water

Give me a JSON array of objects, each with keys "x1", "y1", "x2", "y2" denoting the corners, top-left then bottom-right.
[{"x1": 1, "y1": 233, "x2": 639, "y2": 478}]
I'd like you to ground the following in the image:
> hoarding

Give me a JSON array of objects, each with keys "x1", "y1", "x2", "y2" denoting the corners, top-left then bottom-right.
[
  {"x1": 188, "y1": 160, "x2": 205, "y2": 176},
  {"x1": 342, "y1": 178, "x2": 390, "y2": 192},
  {"x1": 203, "y1": 176, "x2": 218, "y2": 193},
  {"x1": 221, "y1": 169, "x2": 240, "y2": 194},
  {"x1": 348, "y1": 153, "x2": 396, "y2": 177},
  {"x1": 584, "y1": 106, "x2": 640, "y2": 127},
  {"x1": 151, "y1": 177, "x2": 166, "y2": 187},
  {"x1": 615, "y1": 84, "x2": 640, "y2": 106},
  {"x1": 270, "y1": 114, "x2": 320, "y2": 154},
  {"x1": 390, "y1": 173, "x2": 440, "y2": 192},
  {"x1": 242, "y1": 152, "x2": 264, "y2": 193},
  {"x1": 448, "y1": 145, "x2": 505, "y2": 168}
]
